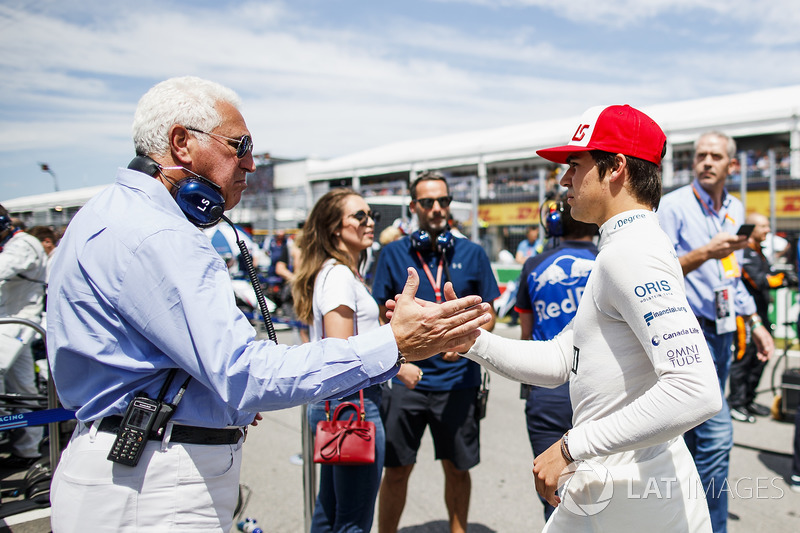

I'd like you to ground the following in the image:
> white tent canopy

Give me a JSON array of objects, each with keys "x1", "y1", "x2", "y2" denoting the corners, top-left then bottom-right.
[{"x1": 304, "y1": 85, "x2": 800, "y2": 181}]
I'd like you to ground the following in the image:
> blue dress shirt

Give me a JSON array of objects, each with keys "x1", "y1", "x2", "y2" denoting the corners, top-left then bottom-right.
[
  {"x1": 658, "y1": 179, "x2": 756, "y2": 321},
  {"x1": 46, "y1": 168, "x2": 399, "y2": 428}
]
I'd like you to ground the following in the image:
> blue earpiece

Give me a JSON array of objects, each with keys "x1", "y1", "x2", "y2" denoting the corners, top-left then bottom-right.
[{"x1": 128, "y1": 156, "x2": 225, "y2": 228}]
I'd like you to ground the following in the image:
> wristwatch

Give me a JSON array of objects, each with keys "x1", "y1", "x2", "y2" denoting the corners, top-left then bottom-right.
[
  {"x1": 396, "y1": 351, "x2": 406, "y2": 367},
  {"x1": 747, "y1": 315, "x2": 763, "y2": 330},
  {"x1": 560, "y1": 431, "x2": 575, "y2": 463}
]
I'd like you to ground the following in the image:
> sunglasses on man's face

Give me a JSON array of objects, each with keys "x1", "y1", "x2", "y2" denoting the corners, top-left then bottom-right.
[
  {"x1": 350, "y1": 210, "x2": 380, "y2": 225},
  {"x1": 415, "y1": 196, "x2": 453, "y2": 209},
  {"x1": 186, "y1": 127, "x2": 253, "y2": 159}
]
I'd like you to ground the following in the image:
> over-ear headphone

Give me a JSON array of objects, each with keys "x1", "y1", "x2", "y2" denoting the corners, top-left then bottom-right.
[
  {"x1": 410, "y1": 229, "x2": 455, "y2": 258},
  {"x1": 0, "y1": 213, "x2": 12, "y2": 234},
  {"x1": 128, "y1": 156, "x2": 225, "y2": 228},
  {"x1": 540, "y1": 200, "x2": 565, "y2": 238}
]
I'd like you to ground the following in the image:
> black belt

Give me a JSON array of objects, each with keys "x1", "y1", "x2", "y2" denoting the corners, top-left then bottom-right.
[
  {"x1": 695, "y1": 315, "x2": 716, "y2": 331},
  {"x1": 97, "y1": 416, "x2": 244, "y2": 445}
]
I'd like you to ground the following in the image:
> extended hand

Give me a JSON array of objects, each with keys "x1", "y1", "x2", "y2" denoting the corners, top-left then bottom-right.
[
  {"x1": 532, "y1": 438, "x2": 570, "y2": 508},
  {"x1": 391, "y1": 268, "x2": 492, "y2": 361}
]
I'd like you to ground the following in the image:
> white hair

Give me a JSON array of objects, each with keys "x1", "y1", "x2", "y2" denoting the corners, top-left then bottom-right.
[
  {"x1": 695, "y1": 131, "x2": 737, "y2": 160},
  {"x1": 132, "y1": 76, "x2": 242, "y2": 157}
]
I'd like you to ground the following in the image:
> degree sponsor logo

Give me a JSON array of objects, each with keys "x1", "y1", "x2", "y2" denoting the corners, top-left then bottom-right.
[
  {"x1": 643, "y1": 305, "x2": 688, "y2": 326},
  {"x1": 666, "y1": 344, "x2": 702, "y2": 367},
  {"x1": 613, "y1": 213, "x2": 646, "y2": 230}
]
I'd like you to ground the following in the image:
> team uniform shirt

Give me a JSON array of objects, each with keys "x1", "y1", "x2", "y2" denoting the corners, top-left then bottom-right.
[
  {"x1": 464, "y1": 210, "x2": 720, "y2": 531},
  {"x1": 0, "y1": 230, "x2": 47, "y2": 365},
  {"x1": 658, "y1": 180, "x2": 756, "y2": 320},
  {"x1": 47, "y1": 168, "x2": 400, "y2": 428},
  {"x1": 372, "y1": 235, "x2": 500, "y2": 391},
  {"x1": 515, "y1": 241, "x2": 598, "y2": 340}
]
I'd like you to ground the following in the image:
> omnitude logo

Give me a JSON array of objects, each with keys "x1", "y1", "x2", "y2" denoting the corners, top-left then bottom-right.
[
  {"x1": 643, "y1": 306, "x2": 687, "y2": 326},
  {"x1": 666, "y1": 344, "x2": 702, "y2": 367}
]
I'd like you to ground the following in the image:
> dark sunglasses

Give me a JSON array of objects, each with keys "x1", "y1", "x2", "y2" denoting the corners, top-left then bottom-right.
[
  {"x1": 350, "y1": 210, "x2": 380, "y2": 225},
  {"x1": 186, "y1": 127, "x2": 253, "y2": 159},
  {"x1": 415, "y1": 196, "x2": 453, "y2": 209}
]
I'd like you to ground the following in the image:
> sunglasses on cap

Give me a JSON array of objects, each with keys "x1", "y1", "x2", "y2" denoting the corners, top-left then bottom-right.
[
  {"x1": 415, "y1": 196, "x2": 453, "y2": 209},
  {"x1": 350, "y1": 210, "x2": 380, "y2": 225},
  {"x1": 185, "y1": 127, "x2": 253, "y2": 159}
]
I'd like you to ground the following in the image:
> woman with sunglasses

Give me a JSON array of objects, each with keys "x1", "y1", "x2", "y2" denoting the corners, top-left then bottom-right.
[{"x1": 293, "y1": 188, "x2": 389, "y2": 533}]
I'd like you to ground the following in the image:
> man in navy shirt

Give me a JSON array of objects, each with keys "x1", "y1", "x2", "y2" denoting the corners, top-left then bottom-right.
[
  {"x1": 514, "y1": 199, "x2": 597, "y2": 521},
  {"x1": 373, "y1": 171, "x2": 500, "y2": 533}
]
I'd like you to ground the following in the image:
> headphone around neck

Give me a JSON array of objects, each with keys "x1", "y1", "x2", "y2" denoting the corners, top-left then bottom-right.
[
  {"x1": 410, "y1": 229, "x2": 455, "y2": 258},
  {"x1": 128, "y1": 155, "x2": 226, "y2": 228}
]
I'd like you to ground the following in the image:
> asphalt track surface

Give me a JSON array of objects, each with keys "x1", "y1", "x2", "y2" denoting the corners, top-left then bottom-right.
[{"x1": 4, "y1": 322, "x2": 799, "y2": 532}]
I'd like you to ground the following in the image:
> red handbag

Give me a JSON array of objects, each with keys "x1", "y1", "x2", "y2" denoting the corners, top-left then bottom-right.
[{"x1": 313, "y1": 389, "x2": 376, "y2": 465}]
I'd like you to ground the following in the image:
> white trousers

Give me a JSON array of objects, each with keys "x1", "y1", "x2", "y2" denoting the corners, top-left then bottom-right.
[
  {"x1": 543, "y1": 438, "x2": 712, "y2": 533},
  {"x1": 51, "y1": 423, "x2": 243, "y2": 532}
]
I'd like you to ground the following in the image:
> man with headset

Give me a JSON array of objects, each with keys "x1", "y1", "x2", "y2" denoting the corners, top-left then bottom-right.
[
  {"x1": 372, "y1": 171, "x2": 499, "y2": 533},
  {"x1": 45, "y1": 77, "x2": 492, "y2": 532},
  {"x1": 0, "y1": 206, "x2": 48, "y2": 468}
]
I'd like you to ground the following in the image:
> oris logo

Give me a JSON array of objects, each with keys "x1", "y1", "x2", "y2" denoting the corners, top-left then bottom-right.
[{"x1": 634, "y1": 280, "x2": 671, "y2": 298}]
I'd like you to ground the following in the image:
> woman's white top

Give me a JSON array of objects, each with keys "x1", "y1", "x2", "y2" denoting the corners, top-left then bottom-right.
[{"x1": 310, "y1": 258, "x2": 380, "y2": 342}]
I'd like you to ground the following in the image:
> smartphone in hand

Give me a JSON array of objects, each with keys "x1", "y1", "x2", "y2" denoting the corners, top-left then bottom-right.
[{"x1": 736, "y1": 224, "x2": 755, "y2": 237}]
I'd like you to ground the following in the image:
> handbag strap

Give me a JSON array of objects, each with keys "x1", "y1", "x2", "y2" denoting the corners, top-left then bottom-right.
[{"x1": 322, "y1": 264, "x2": 361, "y2": 421}]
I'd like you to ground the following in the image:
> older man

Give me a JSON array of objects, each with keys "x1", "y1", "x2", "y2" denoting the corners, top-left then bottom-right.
[
  {"x1": 46, "y1": 76, "x2": 491, "y2": 532},
  {"x1": 658, "y1": 131, "x2": 774, "y2": 533}
]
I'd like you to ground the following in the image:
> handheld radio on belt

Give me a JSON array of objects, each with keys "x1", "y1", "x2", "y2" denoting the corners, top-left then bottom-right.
[
  {"x1": 106, "y1": 158, "x2": 279, "y2": 467},
  {"x1": 108, "y1": 370, "x2": 191, "y2": 466}
]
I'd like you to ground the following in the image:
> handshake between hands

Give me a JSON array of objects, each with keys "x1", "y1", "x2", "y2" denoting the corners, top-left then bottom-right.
[{"x1": 386, "y1": 267, "x2": 491, "y2": 361}]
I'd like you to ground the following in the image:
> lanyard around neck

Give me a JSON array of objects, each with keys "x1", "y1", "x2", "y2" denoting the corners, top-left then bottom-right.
[{"x1": 415, "y1": 251, "x2": 443, "y2": 303}]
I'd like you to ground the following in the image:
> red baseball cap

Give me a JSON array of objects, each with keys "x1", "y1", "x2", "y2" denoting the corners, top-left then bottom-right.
[{"x1": 536, "y1": 104, "x2": 667, "y2": 165}]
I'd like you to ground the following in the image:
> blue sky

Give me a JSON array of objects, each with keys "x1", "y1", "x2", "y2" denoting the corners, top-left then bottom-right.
[{"x1": 1, "y1": 0, "x2": 799, "y2": 199}]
